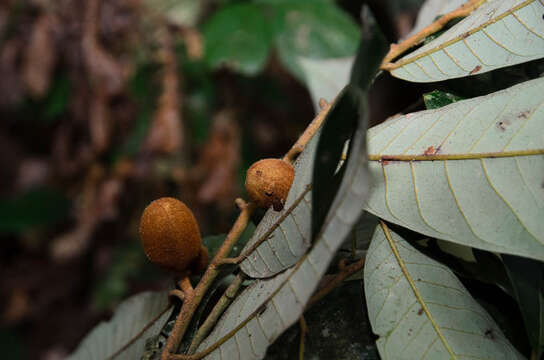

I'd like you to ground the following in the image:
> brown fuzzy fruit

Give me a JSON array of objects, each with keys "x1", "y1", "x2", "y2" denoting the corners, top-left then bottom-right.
[
  {"x1": 139, "y1": 197, "x2": 207, "y2": 274},
  {"x1": 245, "y1": 158, "x2": 294, "y2": 211}
]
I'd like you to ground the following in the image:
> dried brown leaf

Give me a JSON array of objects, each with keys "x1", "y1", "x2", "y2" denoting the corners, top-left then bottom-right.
[
  {"x1": 195, "y1": 110, "x2": 240, "y2": 209},
  {"x1": 22, "y1": 13, "x2": 58, "y2": 97},
  {"x1": 144, "y1": 30, "x2": 182, "y2": 154}
]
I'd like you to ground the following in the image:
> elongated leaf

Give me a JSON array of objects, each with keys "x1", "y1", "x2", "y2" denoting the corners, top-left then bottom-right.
[
  {"x1": 364, "y1": 222, "x2": 525, "y2": 359},
  {"x1": 196, "y1": 81, "x2": 370, "y2": 360},
  {"x1": 312, "y1": 11, "x2": 387, "y2": 242},
  {"x1": 67, "y1": 292, "x2": 172, "y2": 360},
  {"x1": 239, "y1": 132, "x2": 319, "y2": 278},
  {"x1": 503, "y1": 254, "x2": 544, "y2": 357},
  {"x1": 389, "y1": 0, "x2": 544, "y2": 82},
  {"x1": 298, "y1": 56, "x2": 353, "y2": 112},
  {"x1": 364, "y1": 77, "x2": 544, "y2": 261},
  {"x1": 312, "y1": 85, "x2": 361, "y2": 242}
]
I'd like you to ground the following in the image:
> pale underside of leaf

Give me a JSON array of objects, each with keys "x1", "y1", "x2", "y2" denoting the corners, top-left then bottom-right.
[
  {"x1": 298, "y1": 56, "x2": 354, "y2": 112},
  {"x1": 197, "y1": 106, "x2": 369, "y2": 359},
  {"x1": 364, "y1": 223, "x2": 525, "y2": 360},
  {"x1": 364, "y1": 77, "x2": 544, "y2": 261},
  {"x1": 67, "y1": 291, "x2": 172, "y2": 360},
  {"x1": 240, "y1": 131, "x2": 320, "y2": 278},
  {"x1": 390, "y1": 0, "x2": 544, "y2": 82}
]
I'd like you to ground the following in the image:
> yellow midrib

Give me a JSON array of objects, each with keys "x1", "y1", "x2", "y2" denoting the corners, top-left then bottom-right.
[{"x1": 380, "y1": 221, "x2": 457, "y2": 359}]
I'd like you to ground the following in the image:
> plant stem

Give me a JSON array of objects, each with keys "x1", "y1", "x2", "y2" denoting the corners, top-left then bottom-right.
[
  {"x1": 283, "y1": 99, "x2": 331, "y2": 163},
  {"x1": 161, "y1": 200, "x2": 255, "y2": 359},
  {"x1": 187, "y1": 273, "x2": 246, "y2": 354},
  {"x1": 162, "y1": 95, "x2": 334, "y2": 358},
  {"x1": 298, "y1": 316, "x2": 308, "y2": 360}
]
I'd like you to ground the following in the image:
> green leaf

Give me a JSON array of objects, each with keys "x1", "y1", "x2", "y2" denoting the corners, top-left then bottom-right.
[
  {"x1": 203, "y1": 4, "x2": 273, "y2": 75},
  {"x1": 43, "y1": 73, "x2": 70, "y2": 120},
  {"x1": 273, "y1": 1, "x2": 360, "y2": 81},
  {"x1": 389, "y1": 0, "x2": 544, "y2": 82},
  {"x1": 0, "y1": 187, "x2": 70, "y2": 234},
  {"x1": 423, "y1": 89, "x2": 463, "y2": 109},
  {"x1": 92, "y1": 241, "x2": 148, "y2": 311},
  {"x1": 67, "y1": 292, "x2": 172, "y2": 360},
  {"x1": 365, "y1": 77, "x2": 544, "y2": 261},
  {"x1": 364, "y1": 222, "x2": 525, "y2": 359},
  {"x1": 503, "y1": 254, "x2": 544, "y2": 358},
  {"x1": 112, "y1": 64, "x2": 159, "y2": 160}
]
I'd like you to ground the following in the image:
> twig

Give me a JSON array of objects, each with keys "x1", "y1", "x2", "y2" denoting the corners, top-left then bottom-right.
[
  {"x1": 162, "y1": 94, "x2": 333, "y2": 358},
  {"x1": 298, "y1": 316, "x2": 308, "y2": 360},
  {"x1": 380, "y1": 0, "x2": 486, "y2": 71},
  {"x1": 187, "y1": 273, "x2": 246, "y2": 354},
  {"x1": 283, "y1": 98, "x2": 331, "y2": 163}
]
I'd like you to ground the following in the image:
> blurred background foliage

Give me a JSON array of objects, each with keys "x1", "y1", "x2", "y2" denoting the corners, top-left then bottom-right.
[{"x1": 0, "y1": 0, "x2": 423, "y2": 358}]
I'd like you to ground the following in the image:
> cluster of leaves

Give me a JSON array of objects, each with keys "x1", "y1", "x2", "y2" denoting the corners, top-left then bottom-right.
[
  {"x1": 70, "y1": 0, "x2": 544, "y2": 360},
  {"x1": 202, "y1": 0, "x2": 360, "y2": 79}
]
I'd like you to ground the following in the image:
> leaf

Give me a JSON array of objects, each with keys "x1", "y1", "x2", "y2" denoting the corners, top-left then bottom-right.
[
  {"x1": 297, "y1": 56, "x2": 354, "y2": 112},
  {"x1": 239, "y1": 131, "x2": 319, "y2": 278},
  {"x1": 311, "y1": 85, "x2": 361, "y2": 242},
  {"x1": 273, "y1": 1, "x2": 360, "y2": 81},
  {"x1": 0, "y1": 187, "x2": 71, "y2": 234},
  {"x1": 503, "y1": 254, "x2": 544, "y2": 358},
  {"x1": 312, "y1": 12, "x2": 387, "y2": 242},
  {"x1": 196, "y1": 68, "x2": 370, "y2": 360},
  {"x1": 423, "y1": 89, "x2": 463, "y2": 109},
  {"x1": 364, "y1": 222, "x2": 525, "y2": 359},
  {"x1": 408, "y1": 0, "x2": 467, "y2": 37},
  {"x1": 144, "y1": 0, "x2": 202, "y2": 27},
  {"x1": 203, "y1": 4, "x2": 273, "y2": 75},
  {"x1": 364, "y1": 77, "x2": 544, "y2": 261},
  {"x1": 67, "y1": 291, "x2": 172, "y2": 360},
  {"x1": 389, "y1": 0, "x2": 544, "y2": 82}
]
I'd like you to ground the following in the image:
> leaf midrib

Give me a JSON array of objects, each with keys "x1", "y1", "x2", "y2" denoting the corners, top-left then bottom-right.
[{"x1": 368, "y1": 148, "x2": 544, "y2": 162}]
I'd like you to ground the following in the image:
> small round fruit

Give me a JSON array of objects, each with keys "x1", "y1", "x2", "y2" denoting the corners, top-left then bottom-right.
[
  {"x1": 245, "y1": 158, "x2": 294, "y2": 211},
  {"x1": 139, "y1": 197, "x2": 202, "y2": 274}
]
